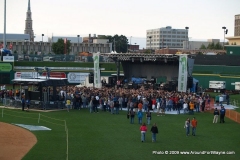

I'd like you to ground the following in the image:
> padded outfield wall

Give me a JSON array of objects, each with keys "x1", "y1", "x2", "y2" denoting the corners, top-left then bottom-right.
[{"x1": 192, "y1": 65, "x2": 240, "y2": 90}]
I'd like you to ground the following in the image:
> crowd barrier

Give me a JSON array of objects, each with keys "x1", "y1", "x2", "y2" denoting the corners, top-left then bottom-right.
[
  {"x1": 1, "y1": 108, "x2": 69, "y2": 160},
  {"x1": 2, "y1": 98, "x2": 66, "y2": 110},
  {"x1": 206, "y1": 98, "x2": 240, "y2": 124}
]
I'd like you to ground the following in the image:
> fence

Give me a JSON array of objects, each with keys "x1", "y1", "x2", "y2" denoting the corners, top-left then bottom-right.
[
  {"x1": 206, "y1": 98, "x2": 240, "y2": 124},
  {"x1": 2, "y1": 98, "x2": 66, "y2": 110},
  {"x1": 0, "y1": 108, "x2": 69, "y2": 160}
]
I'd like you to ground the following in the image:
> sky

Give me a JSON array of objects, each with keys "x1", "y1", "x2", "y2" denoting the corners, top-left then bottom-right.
[{"x1": 0, "y1": 0, "x2": 240, "y2": 49}]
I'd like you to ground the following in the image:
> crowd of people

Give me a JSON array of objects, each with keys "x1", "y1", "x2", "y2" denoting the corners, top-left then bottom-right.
[
  {"x1": 1, "y1": 84, "x2": 228, "y2": 142},
  {"x1": 57, "y1": 85, "x2": 212, "y2": 115}
]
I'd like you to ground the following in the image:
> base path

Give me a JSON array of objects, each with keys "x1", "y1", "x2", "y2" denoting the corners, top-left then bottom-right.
[{"x1": 0, "y1": 122, "x2": 37, "y2": 160}]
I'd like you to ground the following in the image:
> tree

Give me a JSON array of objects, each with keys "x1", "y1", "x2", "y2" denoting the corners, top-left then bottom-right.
[
  {"x1": 200, "y1": 44, "x2": 206, "y2": 49},
  {"x1": 144, "y1": 49, "x2": 152, "y2": 54},
  {"x1": 207, "y1": 42, "x2": 215, "y2": 49},
  {"x1": 98, "y1": 34, "x2": 128, "y2": 53},
  {"x1": 215, "y1": 42, "x2": 223, "y2": 50},
  {"x1": 52, "y1": 38, "x2": 71, "y2": 54}
]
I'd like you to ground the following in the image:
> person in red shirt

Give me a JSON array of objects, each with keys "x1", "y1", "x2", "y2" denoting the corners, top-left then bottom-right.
[
  {"x1": 140, "y1": 122, "x2": 148, "y2": 142},
  {"x1": 191, "y1": 117, "x2": 198, "y2": 136},
  {"x1": 151, "y1": 98, "x2": 156, "y2": 112}
]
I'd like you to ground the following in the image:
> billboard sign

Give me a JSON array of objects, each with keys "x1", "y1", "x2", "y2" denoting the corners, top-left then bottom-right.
[{"x1": 67, "y1": 72, "x2": 89, "y2": 83}]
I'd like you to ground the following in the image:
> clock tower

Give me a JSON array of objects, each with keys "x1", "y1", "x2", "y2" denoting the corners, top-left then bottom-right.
[{"x1": 24, "y1": 0, "x2": 34, "y2": 41}]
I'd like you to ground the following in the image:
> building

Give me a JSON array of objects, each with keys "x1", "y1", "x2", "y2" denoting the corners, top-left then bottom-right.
[
  {"x1": 128, "y1": 44, "x2": 139, "y2": 52},
  {"x1": 235, "y1": 14, "x2": 240, "y2": 36},
  {"x1": 24, "y1": 0, "x2": 34, "y2": 41},
  {"x1": 146, "y1": 26, "x2": 188, "y2": 50},
  {"x1": 183, "y1": 39, "x2": 221, "y2": 50},
  {"x1": 0, "y1": 1, "x2": 112, "y2": 54}
]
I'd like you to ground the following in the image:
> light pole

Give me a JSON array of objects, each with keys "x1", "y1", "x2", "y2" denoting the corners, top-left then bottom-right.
[
  {"x1": 130, "y1": 36, "x2": 132, "y2": 53},
  {"x1": 41, "y1": 34, "x2": 44, "y2": 60},
  {"x1": 149, "y1": 36, "x2": 152, "y2": 54},
  {"x1": 134, "y1": 43, "x2": 136, "y2": 53},
  {"x1": 77, "y1": 35, "x2": 80, "y2": 54},
  {"x1": 185, "y1": 27, "x2": 189, "y2": 50},
  {"x1": 222, "y1": 26, "x2": 227, "y2": 50}
]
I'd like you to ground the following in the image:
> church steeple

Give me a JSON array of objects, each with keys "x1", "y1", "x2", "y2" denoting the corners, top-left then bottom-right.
[
  {"x1": 24, "y1": 0, "x2": 34, "y2": 41},
  {"x1": 28, "y1": 0, "x2": 31, "y2": 11}
]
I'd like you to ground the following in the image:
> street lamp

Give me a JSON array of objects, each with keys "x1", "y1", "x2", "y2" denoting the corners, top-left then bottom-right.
[
  {"x1": 130, "y1": 36, "x2": 132, "y2": 53},
  {"x1": 41, "y1": 34, "x2": 44, "y2": 54},
  {"x1": 185, "y1": 27, "x2": 189, "y2": 50},
  {"x1": 134, "y1": 43, "x2": 137, "y2": 53},
  {"x1": 77, "y1": 35, "x2": 80, "y2": 54},
  {"x1": 148, "y1": 36, "x2": 152, "y2": 54},
  {"x1": 222, "y1": 26, "x2": 227, "y2": 50}
]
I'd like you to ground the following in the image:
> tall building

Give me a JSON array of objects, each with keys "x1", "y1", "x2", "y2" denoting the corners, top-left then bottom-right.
[
  {"x1": 24, "y1": 0, "x2": 34, "y2": 41},
  {"x1": 146, "y1": 26, "x2": 188, "y2": 50},
  {"x1": 235, "y1": 14, "x2": 240, "y2": 36}
]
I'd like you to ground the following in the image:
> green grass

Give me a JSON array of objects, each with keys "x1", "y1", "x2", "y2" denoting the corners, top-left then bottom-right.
[{"x1": 0, "y1": 108, "x2": 240, "y2": 160}]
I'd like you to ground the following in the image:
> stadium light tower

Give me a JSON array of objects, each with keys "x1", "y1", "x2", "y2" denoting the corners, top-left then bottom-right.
[
  {"x1": 148, "y1": 36, "x2": 152, "y2": 54},
  {"x1": 77, "y1": 35, "x2": 80, "y2": 53},
  {"x1": 222, "y1": 26, "x2": 227, "y2": 50},
  {"x1": 185, "y1": 27, "x2": 189, "y2": 50}
]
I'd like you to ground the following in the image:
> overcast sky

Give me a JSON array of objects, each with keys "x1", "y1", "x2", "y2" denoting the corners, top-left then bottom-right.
[{"x1": 0, "y1": 0, "x2": 239, "y2": 49}]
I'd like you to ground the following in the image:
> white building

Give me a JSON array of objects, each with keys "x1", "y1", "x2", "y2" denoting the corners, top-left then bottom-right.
[{"x1": 146, "y1": 26, "x2": 188, "y2": 50}]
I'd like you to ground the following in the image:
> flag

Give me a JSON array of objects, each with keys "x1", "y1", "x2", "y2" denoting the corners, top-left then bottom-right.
[
  {"x1": 178, "y1": 55, "x2": 188, "y2": 92},
  {"x1": 93, "y1": 53, "x2": 101, "y2": 88}
]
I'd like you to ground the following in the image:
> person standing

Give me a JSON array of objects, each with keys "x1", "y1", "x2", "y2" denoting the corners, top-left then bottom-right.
[
  {"x1": 226, "y1": 93, "x2": 230, "y2": 105},
  {"x1": 189, "y1": 101, "x2": 194, "y2": 115},
  {"x1": 151, "y1": 123, "x2": 158, "y2": 142},
  {"x1": 213, "y1": 108, "x2": 219, "y2": 123},
  {"x1": 220, "y1": 106, "x2": 226, "y2": 123},
  {"x1": 92, "y1": 97, "x2": 99, "y2": 113},
  {"x1": 137, "y1": 109, "x2": 143, "y2": 124},
  {"x1": 66, "y1": 98, "x2": 71, "y2": 112},
  {"x1": 26, "y1": 99, "x2": 30, "y2": 112},
  {"x1": 129, "y1": 109, "x2": 135, "y2": 124},
  {"x1": 89, "y1": 97, "x2": 93, "y2": 113},
  {"x1": 184, "y1": 118, "x2": 190, "y2": 136},
  {"x1": 140, "y1": 122, "x2": 147, "y2": 142},
  {"x1": 146, "y1": 110, "x2": 151, "y2": 125},
  {"x1": 21, "y1": 94, "x2": 25, "y2": 111},
  {"x1": 191, "y1": 117, "x2": 197, "y2": 136},
  {"x1": 114, "y1": 100, "x2": 120, "y2": 114}
]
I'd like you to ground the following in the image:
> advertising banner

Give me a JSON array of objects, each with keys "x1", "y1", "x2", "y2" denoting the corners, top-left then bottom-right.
[
  {"x1": 3, "y1": 56, "x2": 14, "y2": 62},
  {"x1": 93, "y1": 53, "x2": 101, "y2": 88},
  {"x1": 15, "y1": 72, "x2": 40, "y2": 79},
  {"x1": 177, "y1": 55, "x2": 188, "y2": 92},
  {"x1": 67, "y1": 72, "x2": 89, "y2": 84},
  {"x1": 42, "y1": 72, "x2": 66, "y2": 78}
]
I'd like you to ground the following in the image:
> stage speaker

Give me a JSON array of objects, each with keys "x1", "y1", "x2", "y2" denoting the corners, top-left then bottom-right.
[{"x1": 187, "y1": 77, "x2": 193, "y2": 88}]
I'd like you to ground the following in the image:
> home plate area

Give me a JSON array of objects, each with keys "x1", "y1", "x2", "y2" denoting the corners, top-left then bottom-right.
[{"x1": 13, "y1": 124, "x2": 51, "y2": 131}]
